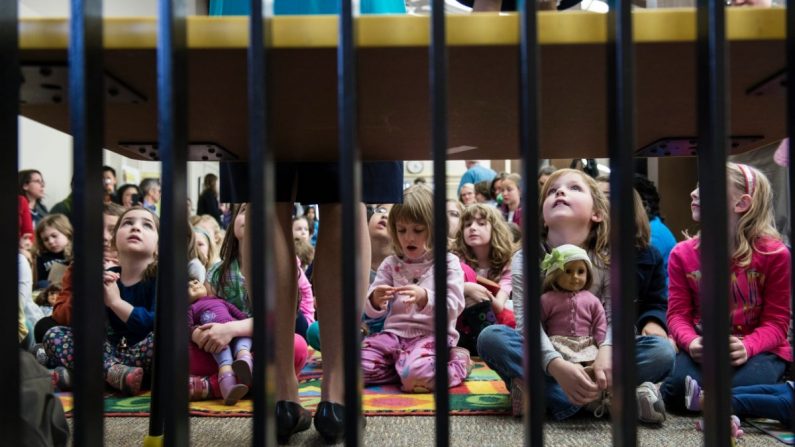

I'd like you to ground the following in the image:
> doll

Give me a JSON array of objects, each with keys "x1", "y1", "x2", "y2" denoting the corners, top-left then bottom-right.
[
  {"x1": 540, "y1": 244, "x2": 607, "y2": 365},
  {"x1": 188, "y1": 280, "x2": 253, "y2": 405}
]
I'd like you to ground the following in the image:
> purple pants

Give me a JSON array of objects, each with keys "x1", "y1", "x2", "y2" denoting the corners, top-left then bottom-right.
[{"x1": 361, "y1": 332, "x2": 469, "y2": 393}]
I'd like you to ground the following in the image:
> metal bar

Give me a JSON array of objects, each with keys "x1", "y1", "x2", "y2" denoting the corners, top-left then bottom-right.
[
  {"x1": 338, "y1": 1, "x2": 363, "y2": 446},
  {"x1": 248, "y1": 0, "x2": 276, "y2": 445},
  {"x1": 607, "y1": 0, "x2": 637, "y2": 442},
  {"x1": 430, "y1": 1, "x2": 449, "y2": 446},
  {"x1": 154, "y1": 0, "x2": 190, "y2": 445},
  {"x1": 517, "y1": 0, "x2": 543, "y2": 445},
  {"x1": 787, "y1": 0, "x2": 795, "y2": 430},
  {"x1": 69, "y1": 0, "x2": 106, "y2": 445},
  {"x1": 696, "y1": 0, "x2": 731, "y2": 442},
  {"x1": 0, "y1": 2, "x2": 20, "y2": 443}
]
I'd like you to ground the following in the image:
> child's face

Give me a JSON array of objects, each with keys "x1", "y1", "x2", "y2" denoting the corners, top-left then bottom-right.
[
  {"x1": 492, "y1": 180, "x2": 504, "y2": 198},
  {"x1": 233, "y1": 204, "x2": 247, "y2": 241},
  {"x1": 543, "y1": 173, "x2": 599, "y2": 229},
  {"x1": 502, "y1": 180, "x2": 521, "y2": 209},
  {"x1": 690, "y1": 184, "x2": 700, "y2": 222},
  {"x1": 555, "y1": 260, "x2": 588, "y2": 292},
  {"x1": 195, "y1": 234, "x2": 210, "y2": 259},
  {"x1": 396, "y1": 220, "x2": 429, "y2": 260},
  {"x1": 445, "y1": 202, "x2": 461, "y2": 239},
  {"x1": 368, "y1": 204, "x2": 392, "y2": 240},
  {"x1": 463, "y1": 213, "x2": 492, "y2": 248},
  {"x1": 103, "y1": 214, "x2": 120, "y2": 259},
  {"x1": 121, "y1": 188, "x2": 137, "y2": 208},
  {"x1": 459, "y1": 185, "x2": 476, "y2": 205},
  {"x1": 293, "y1": 219, "x2": 309, "y2": 242},
  {"x1": 115, "y1": 209, "x2": 158, "y2": 258},
  {"x1": 40, "y1": 226, "x2": 69, "y2": 254},
  {"x1": 188, "y1": 279, "x2": 206, "y2": 302},
  {"x1": 47, "y1": 291, "x2": 59, "y2": 306}
]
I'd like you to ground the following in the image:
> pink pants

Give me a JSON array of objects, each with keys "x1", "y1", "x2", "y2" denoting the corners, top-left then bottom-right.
[{"x1": 361, "y1": 332, "x2": 469, "y2": 393}]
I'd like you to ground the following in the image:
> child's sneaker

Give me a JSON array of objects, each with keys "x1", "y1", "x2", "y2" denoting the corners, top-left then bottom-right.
[
  {"x1": 106, "y1": 364, "x2": 144, "y2": 395},
  {"x1": 685, "y1": 375, "x2": 702, "y2": 412},
  {"x1": 637, "y1": 382, "x2": 666, "y2": 424},
  {"x1": 30, "y1": 343, "x2": 49, "y2": 366},
  {"x1": 510, "y1": 379, "x2": 526, "y2": 418}
]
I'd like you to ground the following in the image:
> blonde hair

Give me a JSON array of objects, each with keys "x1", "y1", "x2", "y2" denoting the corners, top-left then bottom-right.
[
  {"x1": 727, "y1": 162, "x2": 782, "y2": 267},
  {"x1": 294, "y1": 238, "x2": 315, "y2": 271},
  {"x1": 453, "y1": 204, "x2": 517, "y2": 281},
  {"x1": 539, "y1": 168, "x2": 610, "y2": 265},
  {"x1": 35, "y1": 214, "x2": 73, "y2": 258},
  {"x1": 633, "y1": 189, "x2": 650, "y2": 249},
  {"x1": 196, "y1": 214, "x2": 223, "y2": 247},
  {"x1": 388, "y1": 185, "x2": 434, "y2": 258},
  {"x1": 111, "y1": 206, "x2": 160, "y2": 280},
  {"x1": 190, "y1": 226, "x2": 218, "y2": 271}
]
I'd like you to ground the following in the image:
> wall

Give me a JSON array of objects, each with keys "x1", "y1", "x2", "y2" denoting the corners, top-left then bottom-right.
[{"x1": 19, "y1": 116, "x2": 73, "y2": 209}]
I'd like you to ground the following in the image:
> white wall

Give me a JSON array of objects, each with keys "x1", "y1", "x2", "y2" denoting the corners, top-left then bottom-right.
[{"x1": 19, "y1": 116, "x2": 73, "y2": 209}]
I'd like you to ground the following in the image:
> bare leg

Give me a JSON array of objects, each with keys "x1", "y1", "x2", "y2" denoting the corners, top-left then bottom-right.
[
  {"x1": 313, "y1": 203, "x2": 370, "y2": 403},
  {"x1": 242, "y1": 203, "x2": 299, "y2": 402}
]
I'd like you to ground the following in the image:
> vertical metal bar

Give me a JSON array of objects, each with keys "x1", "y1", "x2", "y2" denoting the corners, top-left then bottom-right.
[
  {"x1": 517, "y1": 0, "x2": 543, "y2": 445},
  {"x1": 154, "y1": 0, "x2": 190, "y2": 445},
  {"x1": 787, "y1": 0, "x2": 795, "y2": 430},
  {"x1": 248, "y1": 0, "x2": 276, "y2": 445},
  {"x1": 607, "y1": 0, "x2": 637, "y2": 442},
  {"x1": 69, "y1": 0, "x2": 106, "y2": 445},
  {"x1": 339, "y1": 1, "x2": 363, "y2": 446},
  {"x1": 0, "y1": 2, "x2": 20, "y2": 443},
  {"x1": 697, "y1": 0, "x2": 731, "y2": 443},
  {"x1": 430, "y1": 1, "x2": 449, "y2": 446}
]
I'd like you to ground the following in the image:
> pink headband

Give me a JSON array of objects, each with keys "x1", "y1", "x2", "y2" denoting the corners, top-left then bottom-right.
[{"x1": 736, "y1": 164, "x2": 756, "y2": 196}]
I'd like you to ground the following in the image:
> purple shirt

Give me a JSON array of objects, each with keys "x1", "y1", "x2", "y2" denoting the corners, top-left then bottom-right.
[{"x1": 188, "y1": 296, "x2": 250, "y2": 329}]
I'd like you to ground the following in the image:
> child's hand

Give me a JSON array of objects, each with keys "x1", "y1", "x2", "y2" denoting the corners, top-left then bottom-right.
[
  {"x1": 370, "y1": 285, "x2": 396, "y2": 311},
  {"x1": 103, "y1": 270, "x2": 121, "y2": 307},
  {"x1": 729, "y1": 336, "x2": 748, "y2": 366},
  {"x1": 464, "y1": 283, "x2": 494, "y2": 307},
  {"x1": 395, "y1": 285, "x2": 428, "y2": 310},
  {"x1": 688, "y1": 337, "x2": 704, "y2": 363},
  {"x1": 641, "y1": 321, "x2": 667, "y2": 338}
]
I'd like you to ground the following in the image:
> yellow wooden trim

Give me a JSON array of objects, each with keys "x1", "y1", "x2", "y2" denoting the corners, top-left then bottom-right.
[{"x1": 18, "y1": 8, "x2": 785, "y2": 50}]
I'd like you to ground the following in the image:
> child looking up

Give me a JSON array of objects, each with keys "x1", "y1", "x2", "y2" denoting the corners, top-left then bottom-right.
[
  {"x1": 362, "y1": 185, "x2": 470, "y2": 392},
  {"x1": 661, "y1": 163, "x2": 791, "y2": 410}
]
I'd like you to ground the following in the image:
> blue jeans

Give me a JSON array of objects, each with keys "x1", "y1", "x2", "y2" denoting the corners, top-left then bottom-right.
[
  {"x1": 660, "y1": 351, "x2": 787, "y2": 412},
  {"x1": 732, "y1": 383, "x2": 794, "y2": 428},
  {"x1": 477, "y1": 325, "x2": 676, "y2": 420}
]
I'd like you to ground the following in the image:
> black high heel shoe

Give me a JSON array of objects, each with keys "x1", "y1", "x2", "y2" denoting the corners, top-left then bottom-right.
[
  {"x1": 313, "y1": 401, "x2": 366, "y2": 445},
  {"x1": 276, "y1": 400, "x2": 312, "y2": 444}
]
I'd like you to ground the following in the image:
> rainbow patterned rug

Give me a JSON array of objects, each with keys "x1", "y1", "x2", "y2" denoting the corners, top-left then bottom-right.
[{"x1": 57, "y1": 352, "x2": 510, "y2": 417}]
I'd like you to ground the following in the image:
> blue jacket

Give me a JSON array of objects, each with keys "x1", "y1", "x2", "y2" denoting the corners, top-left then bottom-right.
[{"x1": 635, "y1": 245, "x2": 668, "y2": 333}]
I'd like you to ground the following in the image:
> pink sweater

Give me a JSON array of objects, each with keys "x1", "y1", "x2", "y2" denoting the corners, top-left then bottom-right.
[
  {"x1": 667, "y1": 237, "x2": 792, "y2": 361},
  {"x1": 366, "y1": 252, "x2": 465, "y2": 345},
  {"x1": 541, "y1": 290, "x2": 607, "y2": 344}
]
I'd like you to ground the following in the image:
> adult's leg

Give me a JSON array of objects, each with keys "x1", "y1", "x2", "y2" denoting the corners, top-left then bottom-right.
[
  {"x1": 660, "y1": 351, "x2": 702, "y2": 412},
  {"x1": 476, "y1": 325, "x2": 524, "y2": 387},
  {"x1": 732, "y1": 383, "x2": 794, "y2": 426},
  {"x1": 635, "y1": 335, "x2": 676, "y2": 384},
  {"x1": 731, "y1": 353, "x2": 787, "y2": 387},
  {"x1": 314, "y1": 203, "x2": 370, "y2": 403}
]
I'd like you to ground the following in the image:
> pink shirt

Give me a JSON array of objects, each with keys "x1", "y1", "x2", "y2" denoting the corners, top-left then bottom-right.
[
  {"x1": 366, "y1": 252, "x2": 465, "y2": 344},
  {"x1": 296, "y1": 258, "x2": 315, "y2": 324},
  {"x1": 541, "y1": 290, "x2": 607, "y2": 344},
  {"x1": 667, "y1": 237, "x2": 792, "y2": 361},
  {"x1": 475, "y1": 265, "x2": 512, "y2": 295}
]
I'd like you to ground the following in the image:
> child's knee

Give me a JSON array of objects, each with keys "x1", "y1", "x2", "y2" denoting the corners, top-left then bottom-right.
[{"x1": 399, "y1": 355, "x2": 436, "y2": 393}]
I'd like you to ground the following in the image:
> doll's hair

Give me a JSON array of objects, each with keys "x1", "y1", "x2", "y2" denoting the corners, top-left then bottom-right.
[
  {"x1": 453, "y1": 204, "x2": 517, "y2": 281},
  {"x1": 35, "y1": 284, "x2": 61, "y2": 306},
  {"x1": 388, "y1": 185, "x2": 434, "y2": 258},
  {"x1": 727, "y1": 162, "x2": 782, "y2": 267},
  {"x1": 539, "y1": 168, "x2": 610, "y2": 265},
  {"x1": 111, "y1": 206, "x2": 160, "y2": 280},
  {"x1": 35, "y1": 214, "x2": 73, "y2": 259}
]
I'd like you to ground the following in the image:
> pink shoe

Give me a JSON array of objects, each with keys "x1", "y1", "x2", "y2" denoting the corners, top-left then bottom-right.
[
  {"x1": 449, "y1": 347, "x2": 473, "y2": 376},
  {"x1": 232, "y1": 353, "x2": 253, "y2": 387},
  {"x1": 218, "y1": 372, "x2": 249, "y2": 406},
  {"x1": 695, "y1": 415, "x2": 744, "y2": 438}
]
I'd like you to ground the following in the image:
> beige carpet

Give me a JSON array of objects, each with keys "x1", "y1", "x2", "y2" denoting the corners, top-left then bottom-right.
[{"x1": 71, "y1": 414, "x2": 784, "y2": 446}]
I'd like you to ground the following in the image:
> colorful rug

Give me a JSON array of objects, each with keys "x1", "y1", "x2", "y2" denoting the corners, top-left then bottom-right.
[{"x1": 57, "y1": 352, "x2": 510, "y2": 417}]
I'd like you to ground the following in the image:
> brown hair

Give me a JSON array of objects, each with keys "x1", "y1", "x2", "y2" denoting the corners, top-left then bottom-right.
[
  {"x1": 453, "y1": 204, "x2": 517, "y2": 281},
  {"x1": 35, "y1": 214, "x2": 73, "y2": 259},
  {"x1": 633, "y1": 189, "x2": 651, "y2": 249},
  {"x1": 111, "y1": 206, "x2": 160, "y2": 280},
  {"x1": 215, "y1": 203, "x2": 243, "y2": 296}
]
